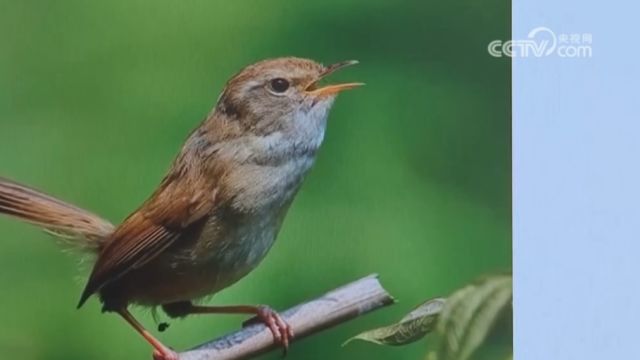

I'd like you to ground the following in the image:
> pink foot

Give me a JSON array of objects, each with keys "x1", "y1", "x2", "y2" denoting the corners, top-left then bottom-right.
[
  {"x1": 152, "y1": 348, "x2": 179, "y2": 360},
  {"x1": 253, "y1": 306, "x2": 294, "y2": 355}
]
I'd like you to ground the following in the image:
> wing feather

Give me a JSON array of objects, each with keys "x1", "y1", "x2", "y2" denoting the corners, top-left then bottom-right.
[{"x1": 77, "y1": 164, "x2": 220, "y2": 307}]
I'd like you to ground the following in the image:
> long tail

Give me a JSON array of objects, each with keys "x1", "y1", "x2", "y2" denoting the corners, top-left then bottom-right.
[{"x1": 0, "y1": 177, "x2": 114, "y2": 251}]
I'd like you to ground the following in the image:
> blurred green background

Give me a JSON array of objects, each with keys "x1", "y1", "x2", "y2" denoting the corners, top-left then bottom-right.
[{"x1": 0, "y1": 0, "x2": 510, "y2": 359}]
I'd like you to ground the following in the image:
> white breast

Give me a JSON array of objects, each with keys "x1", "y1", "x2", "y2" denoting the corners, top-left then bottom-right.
[
  {"x1": 178, "y1": 98, "x2": 333, "y2": 296},
  {"x1": 185, "y1": 154, "x2": 316, "y2": 295}
]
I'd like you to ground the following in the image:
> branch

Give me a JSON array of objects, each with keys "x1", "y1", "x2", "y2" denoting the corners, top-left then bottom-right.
[{"x1": 179, "y1": 274, "x2": 394, "y2": 360}]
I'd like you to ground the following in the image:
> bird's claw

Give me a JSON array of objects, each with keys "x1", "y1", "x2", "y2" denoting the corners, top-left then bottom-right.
[
  {"x1": 252, "y1": 305, "x2": 294, "y2": 356},
  {"x1": 152, "y1": 347, "x2": 179, "y2": 360}
]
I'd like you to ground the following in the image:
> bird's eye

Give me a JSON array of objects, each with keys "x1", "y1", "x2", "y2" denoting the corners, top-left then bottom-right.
[{"x1": 269, "y1": 78, "x2": 290, "y2": 93}]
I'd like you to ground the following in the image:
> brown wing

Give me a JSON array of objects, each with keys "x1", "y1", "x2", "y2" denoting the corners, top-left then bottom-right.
[{"x1": 77, "y1": 168, "x2": 219, "y2": 308}]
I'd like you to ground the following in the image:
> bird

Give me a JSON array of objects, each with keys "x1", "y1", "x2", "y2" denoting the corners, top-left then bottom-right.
[{"x1": 0, "y1": 57, "x2": 362, "y2": 360}]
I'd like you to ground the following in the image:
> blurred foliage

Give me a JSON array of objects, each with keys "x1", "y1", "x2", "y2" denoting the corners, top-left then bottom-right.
[
  {"x1": 432, "y1": 273, "x2": 512, "y2": 360},
  {"x1": 345, "y1": 274, "x2": 512, "y2": 360},
  {"x1": 0, "y1": 0, "x2": 510, "y2": 359}
]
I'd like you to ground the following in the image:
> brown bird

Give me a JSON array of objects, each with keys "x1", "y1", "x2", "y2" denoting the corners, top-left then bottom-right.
[{"x1": 0, "y1": 57, "x2": 361, "y2": 360}]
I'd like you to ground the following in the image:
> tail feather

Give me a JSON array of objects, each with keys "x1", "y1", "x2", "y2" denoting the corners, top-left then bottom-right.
[{"x1": 0, "y1": 177, "x2": 114, "y2": 251}]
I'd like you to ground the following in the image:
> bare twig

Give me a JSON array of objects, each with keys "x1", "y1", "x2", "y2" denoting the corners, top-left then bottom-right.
[{"x1": 179, "y1": 274, "x2": 394, "y2": 360}]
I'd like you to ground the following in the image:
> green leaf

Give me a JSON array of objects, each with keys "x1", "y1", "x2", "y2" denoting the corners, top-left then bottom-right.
[
  {"x1": 345, "y1": 273, "x2": 512, "y2": 360},
  {"x1": 344, "y1": 298, "x2": 446, "y2": 346},
  {"x1": 433, "y1": 273, "x2": 512, "y2": 360}
]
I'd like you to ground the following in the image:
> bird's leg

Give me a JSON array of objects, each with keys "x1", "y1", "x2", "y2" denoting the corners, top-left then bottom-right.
[
  {"x1": 117, "y1": 308, "x2": 178, "y2": 360},
  {"x1": 163, "y1": 302, "x2": 294, "y2": 354}
]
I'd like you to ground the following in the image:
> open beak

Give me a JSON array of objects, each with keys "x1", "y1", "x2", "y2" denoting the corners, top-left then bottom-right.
[{"x1": 306, "y1": 60, "x2": 364, "y2": 97}]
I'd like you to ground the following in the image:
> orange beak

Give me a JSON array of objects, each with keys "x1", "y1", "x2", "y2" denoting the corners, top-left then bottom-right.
[{"x1": 306, "y1": 60, "x2": 364, "y2": 97}]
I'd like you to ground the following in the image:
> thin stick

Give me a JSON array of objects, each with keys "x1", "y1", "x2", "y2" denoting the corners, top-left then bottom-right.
[{"x1": 179, "y1": 274, "x2": 395, "y2": 360}]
